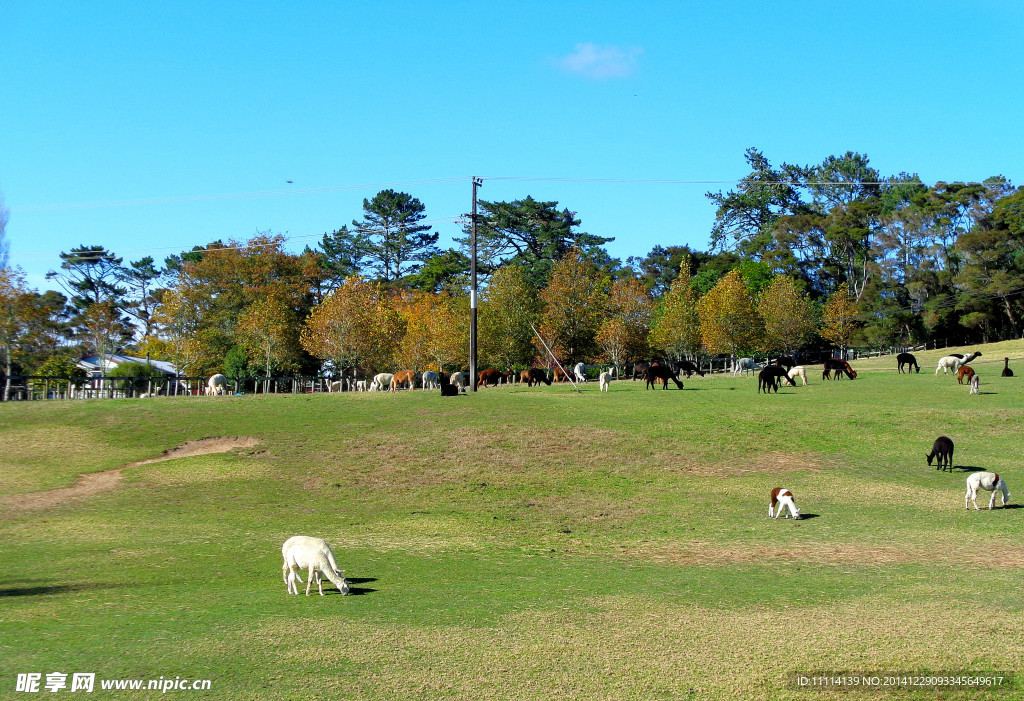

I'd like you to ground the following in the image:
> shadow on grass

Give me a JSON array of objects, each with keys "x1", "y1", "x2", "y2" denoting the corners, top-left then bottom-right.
[
  {"x1": 952, "y1": 465, "x2": 986, "y2": 473},
  {"x1": 0, "y1": 583, "x2": 113, "y2": 598},
  {"x1": 796, "y1": 513, "x2": 821, "y2": 520},
  {"x1": 342, "y1": 577, "x2": 377, "y2": 596}
]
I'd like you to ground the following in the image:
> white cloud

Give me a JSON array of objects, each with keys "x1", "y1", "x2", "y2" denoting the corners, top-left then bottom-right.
[{"x1": 555, "y1": 43, "x2": 643, "y2": 80}]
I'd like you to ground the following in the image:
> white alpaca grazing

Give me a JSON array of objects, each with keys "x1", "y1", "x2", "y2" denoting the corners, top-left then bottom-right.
[
  {"x1": 369, "y1": 373, "x2": 393, "y2": 392},
  {"x1": 205, "y1": 373, "x2": 228, "y2": 396},
  {"x1": 355, "y1": 380, "x2": 367, "y2": 392},
  {"x1": 450, "y1": 372, "x2": 466, "y2": 390},
  {"x1": 733, "y1": 357, "x2": 762, "y2": 377},
  {"x1": 769, "y1": 487, "x2": 802, "y2": 519},
  {"x1": 969, "y1": 374, "x2": 980, "y2": 394},
  {"x1": 329, "y1": 380, "x2": 344, "y2": 393},
  {"x1": 936, "y1": 351, "x2": 981, "y2": 376},
  {"x1": 573, "y1": 362, "x2": 587, "y2": 383},
  {"x1": 787, "y1": 366, "x2": 808, "y2": 386},
  {"x1": 281, "y1": 536, "x2": 350, "y2": 596},
  {"x1": 421, "y1": 371, "x2": 439, "y2": 390},
  {"x1": 965, "y1": 472, "x2": 1010, "y2": 510},
  {"x1": 599, "y1": 370, "x2": 612, "y2": 392}
]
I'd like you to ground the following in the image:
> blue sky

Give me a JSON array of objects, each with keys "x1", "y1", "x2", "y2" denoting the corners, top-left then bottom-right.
[{"x1": 3, "y1": 1, "x2": 1023, "y2": 291}]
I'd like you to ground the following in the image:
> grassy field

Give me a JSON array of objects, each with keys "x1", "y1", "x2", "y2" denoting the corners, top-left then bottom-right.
[{"x1": 2, "y1": 342, "x2": 1023, "y2": 700}]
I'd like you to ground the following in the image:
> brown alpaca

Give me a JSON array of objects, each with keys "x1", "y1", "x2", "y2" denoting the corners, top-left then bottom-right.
[{"x1": 957, "y1": 365, "x2": 975, "y2": 384}]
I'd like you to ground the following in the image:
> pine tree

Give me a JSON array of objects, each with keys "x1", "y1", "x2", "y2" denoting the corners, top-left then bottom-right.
[{"x1": 352, "y1": 190, "x2": 438, "y2": 284}]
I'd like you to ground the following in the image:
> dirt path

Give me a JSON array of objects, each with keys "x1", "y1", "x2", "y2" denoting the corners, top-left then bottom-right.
[{"x1": 3, "y1": 437, "x2": 261, "y2": 511}]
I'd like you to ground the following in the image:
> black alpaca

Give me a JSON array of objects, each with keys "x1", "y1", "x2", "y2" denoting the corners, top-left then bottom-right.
[
  {"x1": 438, "y1": 370, "x2": 460, "y2": 397},
  {"x1": 673, "y1": 360, "x2": 705, "y2": 378},
  {"x1": 926, "y1": 436, "x2": 954, "y2": 472},
  {"x1": 758, "y1": 366, "x2": 796, "y2": 394},
  {"x1": 897, "y1": 352, "x2": 919, "y2": 374},
  {"x1": 772, "y1": 356, "x2": 796, "y2": 371},
  {"x1": 1003, "y1": 358, "x2": 1014, "y2": 377},
  {"x1": 822, "y1": 358, "x2": 857, "y2": 380},
  {"x1": 644, "y1": 365, "x2": 684, "y2": 390}
]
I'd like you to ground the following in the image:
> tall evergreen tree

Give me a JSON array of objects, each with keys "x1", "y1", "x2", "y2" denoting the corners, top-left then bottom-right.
[
  {"x1": 352, "y1": 190, "x2": 438, "y2": 284},
  {"x1": 46, "y1": 245, "x2": 132, "y2": 353},
  {"x1": 459, "y1": 196, "x2": 613, "y2": 288}
]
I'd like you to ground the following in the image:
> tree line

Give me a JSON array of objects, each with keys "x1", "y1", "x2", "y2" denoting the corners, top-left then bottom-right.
[{"x1": 2, "y1": 149, "x2": 1022, "y2": 387}]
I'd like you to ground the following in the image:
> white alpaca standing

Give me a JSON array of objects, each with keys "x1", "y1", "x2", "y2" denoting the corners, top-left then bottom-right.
[
  {"x1": 733, "y1": 357, "x2": 762, "y2": 377},
  {"x1": 450, "y1": 372, "x2": 466, "y2": 390},
  {"x1": 281, "y1": 536, "x2": 350, "y2": 596},
  {"x1": 965, "y1": 472, "x2": 1010, "y2": 510},
  {"x1": 205, "y1": 373, "x2": 228, "y2": 396},
  {"x1": 599, "y1": 370, "x2": 612, "y2": 392},
  {"x1": 787, "y1": 366, "x2": 808, "y2": 386},
  {"x1": 769, "y1": 487, "x2": 802, "y2": 519},
  {"x1": 421, "y1": 371, "x2": 439, "y2": 390},
  {"x1": 936, "y1": 351, "x2": 981, "y2": 375},
  {"x1": 369, "y1": 372, "x2": 393, "y2": 392},
  {"x1": 573, "y1": 362, "x2": 587, "y2": 383},
  {"x1": 969, "y1": 374, "x2": 980, "y2": 394}
]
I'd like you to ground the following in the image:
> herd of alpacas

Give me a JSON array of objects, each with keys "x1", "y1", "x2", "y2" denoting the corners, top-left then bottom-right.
[
  {"x1": 273, "y1": 349, "x2": 1014, "y2": 598},
  {"x1": 202, "y1": 348, "x2": 1001, "y2": 399}
]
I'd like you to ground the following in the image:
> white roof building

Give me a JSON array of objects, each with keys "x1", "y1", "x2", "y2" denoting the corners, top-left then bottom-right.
[{"x1": 77, "y1": 353, "x2": 178, "y2": 377}]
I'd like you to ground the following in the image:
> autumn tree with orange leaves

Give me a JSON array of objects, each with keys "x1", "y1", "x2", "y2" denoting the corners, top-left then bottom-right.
[
  {"x1": 237, "y1": 293, "x2": 303, "y2": 391},
  {"x1": 394, "y1": 290, "x2": 467, "y2": 374},
  {"x1": 537, "y1": 249, "x2": 606, "y2": 365},
  {"x1": 820, "y1": 282, "x2": 861, "y2": 355},
  {"x1": 757, "y1": 275, "x2": 818, "y2": 355},
  {"x1": 650, "y1": 258, "x2": 702, "y2": 363},
  {"x1": 596, "y1": 275, "x2": 652, "y2": 373},
  {"x1": 300, "y1": 277, "x2": 403, "y2": 378},
  {"x1": 157, "y1": 234, "x2": 320, "y2": 376}
]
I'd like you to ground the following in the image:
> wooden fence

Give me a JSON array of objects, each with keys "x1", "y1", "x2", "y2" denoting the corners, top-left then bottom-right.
[{"x1": 0, "y1": 375, "x2": 349, "y2": 401}]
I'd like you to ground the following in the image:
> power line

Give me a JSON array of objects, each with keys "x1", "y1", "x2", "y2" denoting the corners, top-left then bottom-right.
[
  {"x1": 11, "y1": 177, "x2": 471, "y2": 213},
  {"x1": 14, "y1": 215, "x2": 465, "y2": 257},
  {"x1": 13, "y1": 174, "x2": 1010, "y2": 214}
]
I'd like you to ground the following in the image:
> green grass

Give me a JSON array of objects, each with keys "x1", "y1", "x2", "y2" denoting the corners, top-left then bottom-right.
[{"x1": 2, "y1": 342, "x2": 1024, "y2": 699}]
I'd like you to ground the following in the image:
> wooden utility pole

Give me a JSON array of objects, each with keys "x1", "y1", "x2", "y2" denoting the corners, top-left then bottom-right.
[{"x1": 469, "y1": 177, "x2": 483, "y2": 392}]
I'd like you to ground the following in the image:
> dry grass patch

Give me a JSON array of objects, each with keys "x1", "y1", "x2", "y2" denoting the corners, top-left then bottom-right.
[
  {"x1": 343, "y1": 428, "x2": 635, "y2": 488},
  {"x1": 619, "y1": 539, "x2": 1024, "y2": 569},
  {"x1": 323, "y1": 515, "x2": 503, "y2": 554},
  {"x1": 247, "y1": 597, "x2": 1020, "y2": 700},
  {"x1": 811, "y1": 476, "x2": 966, "y2": 511},
  {"x1": 661, "y1": 451, "x2": 824, "y2": 477},
  {"x1": 0, "y1": 426, "x2": 115, "y2": 496},
  {"x1": 1, "y1": 437, "x2": 261, "y2": 512}
]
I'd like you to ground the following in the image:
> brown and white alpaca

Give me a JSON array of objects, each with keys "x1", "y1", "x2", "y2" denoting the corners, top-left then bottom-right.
[
  {"x1": 769, "y1": 487, "x2": 802, "y2": 519},
  {"x1": 965, "y1": 472, "x2": 1010, "y2": 510}
]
